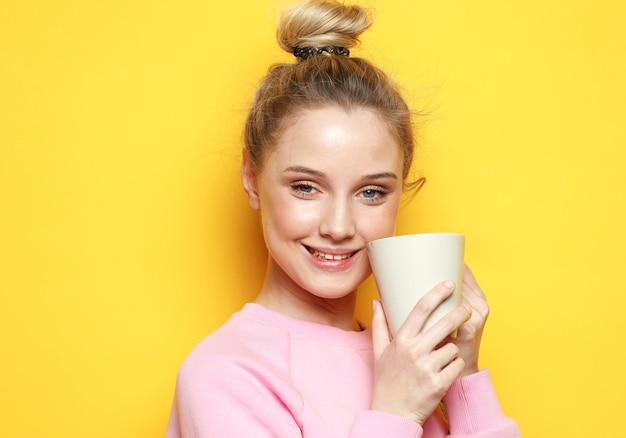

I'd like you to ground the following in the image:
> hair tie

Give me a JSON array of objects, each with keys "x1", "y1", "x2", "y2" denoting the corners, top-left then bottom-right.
[{"x1": 293, "y1": 46, "x2": 350, "y2": 61}]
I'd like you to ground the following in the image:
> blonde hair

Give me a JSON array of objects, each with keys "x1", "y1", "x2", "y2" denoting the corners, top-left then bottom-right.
[{"x1": 245, "y1": 0, "x2": 422, "y2": 189}]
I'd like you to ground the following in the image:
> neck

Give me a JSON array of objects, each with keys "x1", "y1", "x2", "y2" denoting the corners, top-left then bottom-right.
[{"x1": 255, "y1": 260, "x2": 359, "y2": 331}]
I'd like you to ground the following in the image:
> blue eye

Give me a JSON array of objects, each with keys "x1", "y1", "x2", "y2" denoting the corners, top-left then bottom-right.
[
  {"x1": 290, "y1": 183, "x2": 316, "y2": 196},
  {"x1": 360, "y1": 187, "x2": 389, "y2": 204},
  {"x1": 363, "y1": 189, "x2": 377, "y2": 198},
  {"x1": 295, "y1": 184, "x2": 314, "y2": 193}
]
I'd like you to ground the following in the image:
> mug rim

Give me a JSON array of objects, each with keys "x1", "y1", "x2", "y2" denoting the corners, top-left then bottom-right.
[{"x1": 367, "y1": 232, "x2": 464, "y2": 248}]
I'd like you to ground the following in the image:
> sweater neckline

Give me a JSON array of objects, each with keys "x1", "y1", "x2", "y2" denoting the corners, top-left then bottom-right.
[{"x1": 240, "y1": 303, "x2": 372, "y2": 349}]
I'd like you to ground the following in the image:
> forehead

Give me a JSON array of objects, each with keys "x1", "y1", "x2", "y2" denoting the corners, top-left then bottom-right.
[{"x1": 266, "y1": 106, "x2": 402, "y2": 173}]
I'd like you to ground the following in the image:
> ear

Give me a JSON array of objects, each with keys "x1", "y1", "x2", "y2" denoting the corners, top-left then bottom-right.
[{"x1": 241, "y1": 149, "x2": 261, "y2": 210}]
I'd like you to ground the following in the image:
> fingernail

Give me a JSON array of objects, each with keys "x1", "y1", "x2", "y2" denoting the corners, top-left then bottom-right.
[{"x1": 444, "y1": 280, "x2": 455, "y2": 289}]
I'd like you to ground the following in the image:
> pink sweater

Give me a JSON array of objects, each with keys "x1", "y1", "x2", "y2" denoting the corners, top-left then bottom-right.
[{"x1": 167, "y1": 303, "x2": 519, "y2": 437}]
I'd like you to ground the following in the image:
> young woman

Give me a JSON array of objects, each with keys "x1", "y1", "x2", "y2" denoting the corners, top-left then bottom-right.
[{"x1": 167, "y1": 1, "x2": 520, "y2": 437}]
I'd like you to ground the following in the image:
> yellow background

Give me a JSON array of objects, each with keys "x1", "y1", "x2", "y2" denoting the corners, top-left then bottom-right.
[{"x1": 1, "y1": 1, "x2": 624, "y2": 436}]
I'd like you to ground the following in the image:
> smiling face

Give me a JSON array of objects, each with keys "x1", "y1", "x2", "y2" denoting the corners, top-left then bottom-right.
[{"x1": 242, "y1": 106, "x2": 404, "y2": 320}]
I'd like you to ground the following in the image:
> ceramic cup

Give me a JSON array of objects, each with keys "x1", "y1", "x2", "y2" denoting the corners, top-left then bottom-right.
[{"x1": 367, "y1": 233, "x2": 465, "y2": 336}]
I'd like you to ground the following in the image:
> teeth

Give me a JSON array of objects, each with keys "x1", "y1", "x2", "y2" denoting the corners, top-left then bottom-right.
[{"x1": 308, "y1": 248, "x2": 353, "y2": 261}]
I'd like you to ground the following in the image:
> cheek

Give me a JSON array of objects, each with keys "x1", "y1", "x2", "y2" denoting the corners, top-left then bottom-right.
[
  {"x1": 260, "y1": 193, "x2": 319, "y2": 240},
  {"x1": 362, "y1": 203, "x2": 400, "y2": 238}
]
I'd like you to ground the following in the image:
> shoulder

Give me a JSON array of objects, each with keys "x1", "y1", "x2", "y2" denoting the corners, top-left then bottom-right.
[
  {"x1": 175, "y1": 308, "x2": 296, "y2": 397},
  {"x1": 169, "y1": 309, "x2": 306, "y2": 436}
]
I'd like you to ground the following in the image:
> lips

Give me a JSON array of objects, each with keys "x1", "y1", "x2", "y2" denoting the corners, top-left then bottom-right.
[{"x1": 306, "y1": 246, "x2": 356, "y2": 261}]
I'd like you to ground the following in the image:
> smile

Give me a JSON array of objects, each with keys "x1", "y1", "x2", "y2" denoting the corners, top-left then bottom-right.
[{"x1": 306, "y1": 246, "x2": 356, "y2": 261}]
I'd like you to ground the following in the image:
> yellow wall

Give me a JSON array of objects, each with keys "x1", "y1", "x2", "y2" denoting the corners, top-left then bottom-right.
[{"x1": 1, "y1": 1, "x2": 624, "y2": 436}]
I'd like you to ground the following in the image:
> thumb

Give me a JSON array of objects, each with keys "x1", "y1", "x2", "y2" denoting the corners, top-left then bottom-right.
[{"x1": 371, "y1": 300, "x2": 391, "y2": 359}]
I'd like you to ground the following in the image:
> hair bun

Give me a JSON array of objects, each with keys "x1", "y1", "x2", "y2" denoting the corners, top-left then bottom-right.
[{"x1": 277, "y1": 0, "x2": 372, "y2": 54}]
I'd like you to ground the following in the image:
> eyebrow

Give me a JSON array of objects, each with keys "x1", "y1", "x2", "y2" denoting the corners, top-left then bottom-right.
[
  {"x1": 283, "y1": 166, "x2": 325, "y2": 177},
  {"x1": 361, "y1": 172, "x2": 398, "y2": 181},
  {"x1": 283, "y1": 166, "x2": 398, "y2": 181}
]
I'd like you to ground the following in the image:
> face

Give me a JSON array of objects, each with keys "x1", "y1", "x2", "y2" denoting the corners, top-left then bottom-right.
[{"x1": 243, "y1": 106, "x2": 404, "y2": 303}]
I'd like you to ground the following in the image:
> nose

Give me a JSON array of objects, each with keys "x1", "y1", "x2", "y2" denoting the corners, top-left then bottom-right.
[{"x1": 319, "y1": 197, "x2": 357, "y2": 241}]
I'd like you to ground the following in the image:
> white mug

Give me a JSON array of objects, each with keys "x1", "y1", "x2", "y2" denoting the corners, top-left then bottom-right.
[{"x1": 367, "y1": 233, "x2": 465, "y2": 336}]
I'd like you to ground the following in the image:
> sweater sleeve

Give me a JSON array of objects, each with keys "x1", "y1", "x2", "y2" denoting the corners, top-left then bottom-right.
[
  {"x1": 350, "y1": 411, "x2": 423, "y2": 438},
  {"x1": 442, "y1": 369, "x2": 521, "y2": 438}
]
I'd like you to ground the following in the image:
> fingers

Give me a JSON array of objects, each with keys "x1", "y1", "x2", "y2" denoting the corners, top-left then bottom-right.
[
  {"x1": 462, "y1": 265, "x2": 486, "y2": 301},
  {"x1": 431, "y1": 342, "x2": 461, "y2": 371},
  {"x1": 371, "y1": 300, "x2": 391, "y2": 360},
  {"x1": 440, "y1": 356, "x2": 465, "y2": 383},
  {"x1": 461, "y1": 265, "x2": 489, "y2": 320},
  {"x1": 397, "y1": 281, "x2": 456, "y2": 338},
  {"x1": 426, "y1": 303, "x2": 472, "y2": 348},
  {"x1": 461, "y1": 293, "x2": 489, "y2": 324}
]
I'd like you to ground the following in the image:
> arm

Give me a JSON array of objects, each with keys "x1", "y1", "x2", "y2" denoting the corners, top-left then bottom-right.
[
  {"x1": 443, "y1": 266, "x2": 520, "y2": 436},
  {"x1": 449, "y1": 265, "x2": 489, "y2": 377},
  {"x1": 350, "y1": 411, "x2": 424, "y2": 438},
  {"x1": 443, "y1": 370, "x2": 520, "y2": 438},
  {"x1": 369, "y1": 268, "x2": 520, "y2": 437},
  {"x1": 370, "y1": 282, "x2": 472, "y2": 425}
]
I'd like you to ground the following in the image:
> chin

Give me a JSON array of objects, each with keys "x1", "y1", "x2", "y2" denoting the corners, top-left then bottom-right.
[{"x1": 298, "y1": 274, "x2": 366, "y2": 300}]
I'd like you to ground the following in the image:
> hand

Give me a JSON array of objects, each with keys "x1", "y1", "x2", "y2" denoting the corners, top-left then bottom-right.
[
  {"x1": 370, "y1": 281, "x2": 472, "y2": 425},
  {"x1": 449, "y1": 265, "x2": 490, "y2": 376}
]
